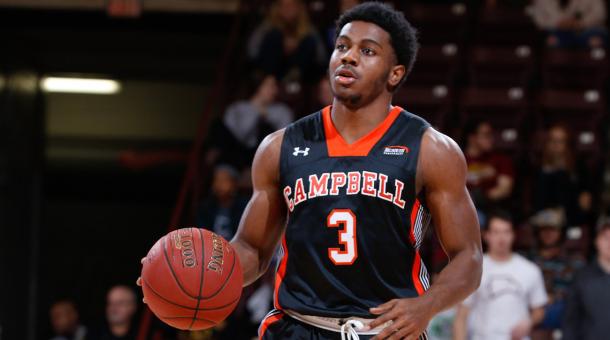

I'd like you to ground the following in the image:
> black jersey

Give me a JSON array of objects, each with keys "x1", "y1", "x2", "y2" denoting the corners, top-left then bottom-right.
[{"x1": 275, "y1": 105, "x2": 432, "y2": 318}]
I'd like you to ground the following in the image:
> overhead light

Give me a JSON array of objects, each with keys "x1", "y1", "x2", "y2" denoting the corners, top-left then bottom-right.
[{"x1": 40, "y1": 77, "x2": 121, "y2": 94}]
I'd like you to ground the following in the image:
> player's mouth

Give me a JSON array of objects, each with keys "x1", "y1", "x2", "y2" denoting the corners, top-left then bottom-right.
[{"x1": 334, "y1": 67, "x2": 358, "y2": 86}]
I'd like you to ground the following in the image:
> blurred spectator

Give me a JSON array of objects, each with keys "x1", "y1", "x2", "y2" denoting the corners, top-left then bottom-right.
[
  {"x1": 323, "y1": 0, "x2": 361, "y2": 52},
  {"x1": 197, "y1": 164, "x2": 248, "y2": 240},
  {"x1": 562, "y1": 221, "x2": 610, "y2": 339},
  {"x1": 313, "y1": 75, "x2": 333, "y2": 110},
  {"x1": 532, "y1": 124, "x2": 593, "y2": 225},
  {"x1": 93, "y1": 286, "x2": 137, "y2": 340},
  {"x1": 528, "y1": 208, "x2": 584, "y2": 331},
  {"x1": 49, "y1": 300, "x2": 88, "y2": 340},
  {"x1": 530, "y1": 0, "x2": 607, "y2": 48},
  {"x1": 463, "y1": 120, "x2": 515, "y2": 224},
  {"x1": 205, "y1": 74, "x2": 293, "y2": 173},
  {"x1": 248, "y1": 0, "x2": 326, "y2": 83},
  {"x1": 485, "y1": 0, "x2": 530, "y2": 9},
  {"x1": 426, "y1": 262, "x2": 456, "y2": 340},
  {"x1": 454, "y1": 211, "x2": 547, "y2": 340}
]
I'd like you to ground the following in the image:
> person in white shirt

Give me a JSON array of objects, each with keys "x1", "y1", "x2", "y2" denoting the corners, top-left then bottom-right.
[
  {"x1": 530, "y1": 0, "x2": 607, "y2": 48},
  {"x1": 453, "y1": 211, "x2": 548, "y2": 340}
]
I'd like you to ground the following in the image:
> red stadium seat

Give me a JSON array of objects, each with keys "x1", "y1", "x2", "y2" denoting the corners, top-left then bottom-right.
[
  {"x1": 541, "y1": 48, "x2": 609, "y2": 90},
  {"x1": 394, "y1": 85, "x2": 454, "y2": 131},
  {"x1": 459, "y1": 87, "x2": 531, "y2": 152},
  {"x1": 403, "y1": 3, "x2": 469, "y2": 44},
  {"x1": 536, "y1": 89, "x2": 605, "y2": 153},
  {"x1": 474, "y1": 7, "x2": 540, "y2": 46},
  {"x1": 408, "y1": 44, "x2": 462, "y2": 86},
  {"x1": 468, "y1": 45, "x2": 535, "y2": 88}
]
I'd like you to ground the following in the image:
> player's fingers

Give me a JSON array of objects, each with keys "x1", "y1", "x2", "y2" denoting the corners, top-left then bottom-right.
[
  {"x1": 140, "y1": 257, "x2": 146, "y2": 264},
  {"x1": 371, "y1": 320, "x2": 404, "y2": 340},
  {"x1": 368, "y1": 309, "x2": 399, "y2": 329},
  {"x1": 370, "y1": 299, "x2": 397, "y2": 314},
  {"x1": 387, "y1": 326, "x2": 415, "y2": 340},
  {"x1": 136, "y1": 277, "x2": 142, "y2": 286}
]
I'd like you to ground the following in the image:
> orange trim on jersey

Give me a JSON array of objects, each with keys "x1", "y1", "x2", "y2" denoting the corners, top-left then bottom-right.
[
  {"x1": 258, "y1": 312, "x2": 284, "y2": 340},
  {"x1": 409, "y1": 199, "x2": 425, "y2": 295},
  {"x1": 322, "y1": 105, "x2": 403, "y2": 157},
  {"x1": 412, "y1": 251, "x2": 425, "y2": 295},
  {"x1": 273, "y1": 235, "x2": 289, "y2": 310},
  {"x1": 409, "y1": 199, "x2": 420, "y2": 245}
]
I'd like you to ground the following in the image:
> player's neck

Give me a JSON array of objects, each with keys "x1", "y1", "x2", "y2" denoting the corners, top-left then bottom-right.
[{"x1": 330, "y1": 96, "x2": 393, "y2": 145}]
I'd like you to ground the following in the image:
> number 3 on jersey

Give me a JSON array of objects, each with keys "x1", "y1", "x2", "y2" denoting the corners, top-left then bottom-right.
[{"x1": 327, "y1": 209, "x2": 358, "y2": 265}]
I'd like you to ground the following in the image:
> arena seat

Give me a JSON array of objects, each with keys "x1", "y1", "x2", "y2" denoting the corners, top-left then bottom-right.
[
  {"x1": 403, "y1": 3, "x2": 469, "y2": 44},
  {"x1": 541, "y1": 48, "x2": 609, "y2": 90},
  {"x1": 394, "y1": 84, "x2": 454, "y2": 131},
  {"x1": 458, "y1": 87, "x2": 531, "y2": 152},
  {"x1": 408, "y1": 44, "x2": 462, "y2": 86},
  {"x1": 468, "y1": 45, "x2": 535, "y2": 88},
  {"x1": 535, "y1": 89, "x2": 605, "y2": 153},
  {"x1": 474, "y1": 7, "x2": 540, "y2": 46}
]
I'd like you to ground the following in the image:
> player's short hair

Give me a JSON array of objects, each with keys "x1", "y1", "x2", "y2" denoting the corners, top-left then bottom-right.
[
  {"x1": 485, "y1": 210, "x2": 514, "y2": 230},
  {"x1": 335, "y1": 2, "x2": 418, "y2": 89}
]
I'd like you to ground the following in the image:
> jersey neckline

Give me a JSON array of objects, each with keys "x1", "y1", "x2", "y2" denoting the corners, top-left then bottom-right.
[{"x1": 322, "y1": 105, "x2": 403, "y2": 157}]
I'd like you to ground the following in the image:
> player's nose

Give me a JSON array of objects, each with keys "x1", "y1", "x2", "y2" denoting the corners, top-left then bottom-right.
[{"x1": 340, "y1": 47, "x2": 358, "y2": 66}]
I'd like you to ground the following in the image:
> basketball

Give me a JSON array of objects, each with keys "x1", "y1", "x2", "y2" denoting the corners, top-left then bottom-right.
[{"x1": 140, "y1": 228, "x2": 243, "y2": 330}]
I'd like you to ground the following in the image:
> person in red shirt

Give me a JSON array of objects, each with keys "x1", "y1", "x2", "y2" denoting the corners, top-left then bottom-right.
[{"x1": 463, "y1": 120, "x2": 515, "y2": 222}]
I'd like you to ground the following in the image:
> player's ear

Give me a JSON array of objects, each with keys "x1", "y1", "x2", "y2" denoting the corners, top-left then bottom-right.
[{"x1": 388, "y1": 64, "x2": 406, "y2": 88}]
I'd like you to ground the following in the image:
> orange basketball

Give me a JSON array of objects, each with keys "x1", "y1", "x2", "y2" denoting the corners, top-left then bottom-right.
[{"x1": 140, "y1": 228, "x2": 243, "y2": 330}]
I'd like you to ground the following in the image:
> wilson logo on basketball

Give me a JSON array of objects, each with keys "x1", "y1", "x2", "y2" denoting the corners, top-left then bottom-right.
[
  {"x1": 383, "y1": 145, "x2": 410, "y2": 156},
  {"x1": 173, "y1": 229, "x2": 197, "y2": 268},
  {"x1": 207, "y1": 233, "x2": 225, "y2": 273}
]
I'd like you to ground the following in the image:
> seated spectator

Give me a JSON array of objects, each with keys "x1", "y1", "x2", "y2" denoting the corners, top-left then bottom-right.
[
  {"x1": 197, "y1": 164, "x2": 248, "y2": 241},
  {"x1": 426, "y1": 262, "x2": 456, "y2": 340},
  {"x1": 453, "y1": 211, "x2": 548, "y2": 340},
  {"x1": 562, "y1": 221, "x2": 610, "y2": 339},
  {"x1": 528, "y1": 208, "x2": 584, "y2": 331},
  {"x1": 49, "y1": 299, "x2": 87, "y2": 340},
  {"x1": 530, "y1": 0, "x2": 607, "y2": 48},
  {"x1": 247, "y1": 0, "x2": 326, "y2": 83},
  {"x1": 205, "y1": 73, "x2": 294, "y2": 174},
  {"x1": 532, "y1": 124, "x2": 593, "y2": 225},
  {"x1": 323, "y1": 0, "x2": 361, "y2": 53},
  {"x1": 92, "y1": 285, "x2": 137, "y2": 340},
  {"x1": 463, "y1": 120, "x2": 515, "y2": 223}
]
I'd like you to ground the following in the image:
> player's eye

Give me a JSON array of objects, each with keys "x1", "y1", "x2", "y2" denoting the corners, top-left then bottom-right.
[
  {"x1": 362, "y1": 47, "x2": 376, "y2": 56},
  {"x1": 336, "y1": 43, "x2": 348, "y2": 51}
]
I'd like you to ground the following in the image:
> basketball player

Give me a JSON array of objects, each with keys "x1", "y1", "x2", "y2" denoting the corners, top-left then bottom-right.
[
  {"x1": 136, "y1": 2, "x2": 482, "y2": 339},
  {"x1": 227, "y1": 3, "x2": 483, "y2": 339}
]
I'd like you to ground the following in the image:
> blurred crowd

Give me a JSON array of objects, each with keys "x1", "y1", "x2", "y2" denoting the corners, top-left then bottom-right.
[{"x1": 49, "y1": 0, "x2": 610, "y2": 340}]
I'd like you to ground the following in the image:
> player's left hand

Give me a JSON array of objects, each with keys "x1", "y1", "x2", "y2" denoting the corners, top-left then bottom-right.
[{"x1": 367, "y1": 297, "x2": 433, "y2": 340}]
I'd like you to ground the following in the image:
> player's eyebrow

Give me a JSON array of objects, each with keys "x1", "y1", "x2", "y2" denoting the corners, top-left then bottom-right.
[{"x1": 337, "y1": 35, "x2": 383, "y2": 49}]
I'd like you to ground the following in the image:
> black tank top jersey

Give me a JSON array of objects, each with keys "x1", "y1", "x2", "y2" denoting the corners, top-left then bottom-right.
[{"x1": 275, "y1": 105, "x2": 433, "y2": 318}]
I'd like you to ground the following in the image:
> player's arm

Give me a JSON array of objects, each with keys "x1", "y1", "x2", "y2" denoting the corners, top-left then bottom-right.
[
  {"x1": 230, "y1": 129, "x2": 287, "y2": 286},
  {"x1": 369, "y1": 128, "x2": 483, "y2": 340}
]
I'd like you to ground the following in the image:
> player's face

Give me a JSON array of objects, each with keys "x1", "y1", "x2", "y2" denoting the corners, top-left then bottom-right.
[
  {"x1": 484, "y1": 218, "x2": 514, "y2": 255},
  {"x1": 329, "y1": 21, "x2": 405, "y2": 108}
]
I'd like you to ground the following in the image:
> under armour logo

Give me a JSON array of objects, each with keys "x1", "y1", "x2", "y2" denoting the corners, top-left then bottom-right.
[{"x1": 293, "y1": 147, "x2": 310, "y2": 156}]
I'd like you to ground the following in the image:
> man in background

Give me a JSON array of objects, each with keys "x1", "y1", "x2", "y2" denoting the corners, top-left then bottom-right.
[
  {"x1": 562, "y1": 221, "x2": 610, "y2": 339},
  {"x1": 93, "y1": 285, "x2": 137, "y2": 340},
  {"x1": 453, "y1": 211, "x2": 548, "y2": 340},
  {"x1": 49, "y1": 299, "x2": 88, "y2": 340}
]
